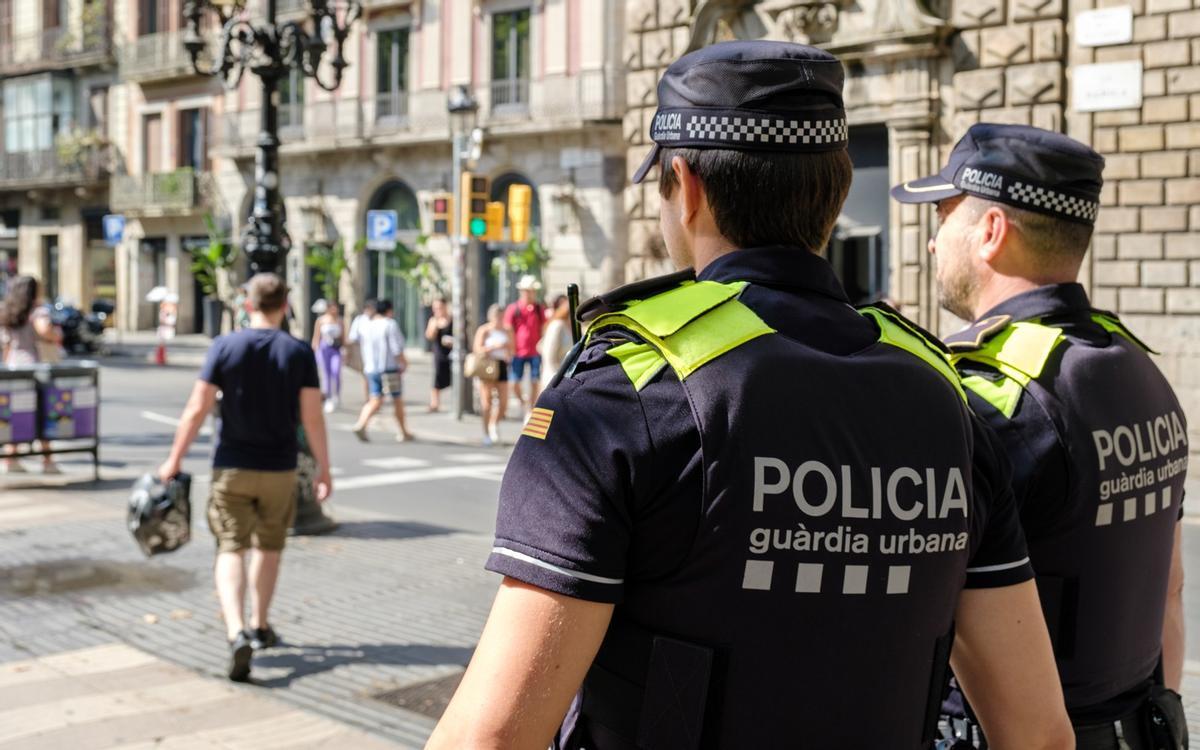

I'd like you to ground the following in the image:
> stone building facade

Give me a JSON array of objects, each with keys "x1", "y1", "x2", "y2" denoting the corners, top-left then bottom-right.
[{"x1": 621, "y1": 0, "x2": 1200, "y2": 466}]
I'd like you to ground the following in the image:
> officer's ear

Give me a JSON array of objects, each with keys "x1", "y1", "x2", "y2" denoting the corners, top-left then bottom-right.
[
  {"x1": 976, "y1": 205, "x2": 1012, "y2": 264},
  {"x1": 670, "y1": 156, "x2": 704, "y2": 225}
]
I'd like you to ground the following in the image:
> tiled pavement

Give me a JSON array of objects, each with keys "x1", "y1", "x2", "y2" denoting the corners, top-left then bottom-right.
[{"x1": 0, "y1": 481, "x2": 498, "y2": 748}]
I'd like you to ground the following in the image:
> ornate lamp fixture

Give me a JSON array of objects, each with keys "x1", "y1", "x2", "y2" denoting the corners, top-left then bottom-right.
[{"x1": 181, "y1": 0, "x2": 362, "y2": 273}]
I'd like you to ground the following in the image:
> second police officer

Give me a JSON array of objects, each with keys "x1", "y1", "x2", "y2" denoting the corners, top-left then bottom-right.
[
  {"x1": 429, "y1": 42, "x2": 1075, "y2": 749},
  {"x1": 893, "y1": 124, "x2": 1189, "y2": 749}
]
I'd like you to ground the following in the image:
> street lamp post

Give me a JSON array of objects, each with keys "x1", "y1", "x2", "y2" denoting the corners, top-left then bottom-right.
[
  {"x1": 447, "y1": 86, "x2": 478, "y2": 421},
  {"x1": 183, "y1": 0, "x2": 361, "y2": 534}
]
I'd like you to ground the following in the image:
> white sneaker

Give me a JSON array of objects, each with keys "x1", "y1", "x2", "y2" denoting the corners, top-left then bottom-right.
[
  {"x1": 481, "y1": 435, "x2": 494, "y2": 447},
  {"x1": 323, "y1": 399, "x2": 335, "y2": 414},
  {"x1": 488, "y1": 425, "x2": 500, "y2": 444}
]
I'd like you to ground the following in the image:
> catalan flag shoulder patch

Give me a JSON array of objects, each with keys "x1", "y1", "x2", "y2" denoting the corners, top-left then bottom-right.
[{"x1": 521, "y1": 407, "x2": 555, "y2": 440}]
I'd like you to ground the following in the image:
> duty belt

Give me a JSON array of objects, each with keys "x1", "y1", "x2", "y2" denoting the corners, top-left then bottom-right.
[{"x1": 1074, "y1": 714, "x2": 1143, "y2": 750}]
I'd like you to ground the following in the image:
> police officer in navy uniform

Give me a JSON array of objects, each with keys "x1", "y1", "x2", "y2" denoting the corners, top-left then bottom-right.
[
  {"x1": 893, "y1": 123, "x2": 1189, "y2": 749},
  {"x1": 429, "y1": 43, "x2": 1073, "y2": 749}
]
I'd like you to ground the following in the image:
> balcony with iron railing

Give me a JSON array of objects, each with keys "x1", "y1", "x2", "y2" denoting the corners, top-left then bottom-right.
[
  {"x1": 120, "y1": 30, "x2": 214, "y2": 83},
  {"x1": 0, "y1": 13, "x2": 114, "y2": 74},
  {"x1": 0, "y1": 145, "x2": 110, "y2": 191},
  {"x1": 110, "y1": 168, "x2": 214, "y2": 215},
  {"x1": 480, "y1": 68, "x2": 624, "y2": 127}
]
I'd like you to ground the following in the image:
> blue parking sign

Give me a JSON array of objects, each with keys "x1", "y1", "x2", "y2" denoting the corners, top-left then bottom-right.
[
  {"x1": 366, "y1": 210, "x2": 398, "y2": 251},
  {"x1": 102, "y1": 214, "x2": 125, "y2": 247}
]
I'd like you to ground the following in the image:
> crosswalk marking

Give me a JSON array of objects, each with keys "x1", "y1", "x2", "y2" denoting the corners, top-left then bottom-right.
[
  {"x1": 335, "y1": 463, "x2": 509, "y2": 491},
  {"x1": 361, "y1": 457, "x2": 431, "y2": 470}
]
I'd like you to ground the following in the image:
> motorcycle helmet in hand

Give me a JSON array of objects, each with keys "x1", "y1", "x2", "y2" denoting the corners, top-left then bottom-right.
[{"x1": 127, "y1": 472, "x2": 192, "y2": 557}]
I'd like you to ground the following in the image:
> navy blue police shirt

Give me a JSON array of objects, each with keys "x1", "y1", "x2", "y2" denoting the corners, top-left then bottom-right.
[
  {"x1": 484, "y1": 248, "x2": 1032, "y2": 744},
  {"x1": 946, "y1": 283, "x2": 1189, "y2": 724},
  {"x1": 199, "y1": 327, "x2": 320, "y2": 471}
]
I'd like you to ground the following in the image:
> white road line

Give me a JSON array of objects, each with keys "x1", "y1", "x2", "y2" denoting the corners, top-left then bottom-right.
[
  {"x1": 361, "y1": 457, "x2": 431, "y2": 470},
  {"x1": 139, "y1": 410, "x2": 212, "y2": 437},
  {"x1": 335, "y1": 463, "x2": 509, "y2": 491},
  {"x1": 1186, "y1": 659, "x2": 1200, "y2": 675},
  {"x1": 1180, "y1": 515, "x2": 1200, "y2": 526},
  {"x1": 445, "y1": 452, "x2": 501, "y2": 464}
]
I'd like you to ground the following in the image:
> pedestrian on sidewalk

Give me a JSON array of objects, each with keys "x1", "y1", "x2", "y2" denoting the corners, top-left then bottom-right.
[
  {"x1": 473, "y1": 304, "x2": 512, "y2": 446},
  {"x1": 347, "y1": 299, "x2": 377, "y2": 403},
  {"x1": 351, "y1": 299, "x2": 413, "y2": 442},
  {"x1": 538, "y1": 294, "x2": 573, "y2": 388},
  {"x1": 158, "y1": 273, "x2": 332, "y2": 683},
  {"x1": 504, "y1": 276, "x2": 545, "y2": 417},
  {"x1": 0, "y1": 275, "x2": 61, "y2": 474},
  {"x1": 425, "y1": 297, "x2": 453, "y2": 412},
  {"x1": 310, "y1": 299, "x2": 345, "y2": 413}
]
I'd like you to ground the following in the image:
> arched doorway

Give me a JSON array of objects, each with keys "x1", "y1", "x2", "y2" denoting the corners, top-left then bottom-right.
[
  {"x1": 483, "y1": 172, "x2": 542, "y2": 312},
  {"x1": 363, "y1": 180, "x2": 422, "y2": 340}
]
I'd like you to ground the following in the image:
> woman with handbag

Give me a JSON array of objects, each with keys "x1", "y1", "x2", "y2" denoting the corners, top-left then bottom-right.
[
  {"x1": 0, "y1": 275, "x2": 62, "y2": 473},
  {"x1": 471, "y1": 304, "x2": 511, "y2": 446}
]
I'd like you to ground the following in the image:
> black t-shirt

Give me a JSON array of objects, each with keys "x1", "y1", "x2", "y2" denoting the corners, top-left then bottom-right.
[
  {"x1": 488, "y1": 249, "x2": 1031, "y2": 599},
  {"x1": 487, "y1": 248, "x2": 1034, "y2": 745},
  {"x1": 199, "y1": 327, "x2": 320, "y2": 471}
]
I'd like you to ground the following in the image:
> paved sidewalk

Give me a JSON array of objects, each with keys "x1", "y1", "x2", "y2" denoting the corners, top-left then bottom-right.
[
  {"x1": 0, "y1": 643, "x2": 398, "y2": 749},
  {"x1": 0, "y1": 474, "x2": 496, "y2": 748}
]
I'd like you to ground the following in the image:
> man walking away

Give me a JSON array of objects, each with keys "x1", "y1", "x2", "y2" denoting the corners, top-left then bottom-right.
[
  {"x1": 158, "y1": 273, "x2": 332, "y2": 683},
  {"x1": 352, "y1": 299, "x2": 413, "y2": 442},
  {"x1": 504, "y1": 275, "x2": 546, "y2": 416}
]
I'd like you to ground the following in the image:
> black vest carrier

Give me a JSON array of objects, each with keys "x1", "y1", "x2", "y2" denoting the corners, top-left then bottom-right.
[
  {"x1": 950, "y1": 311, "x2": 1188, "y2": 715},
  {"x1": 565, "y1": 278, "x2": 987, "y2": 749}
]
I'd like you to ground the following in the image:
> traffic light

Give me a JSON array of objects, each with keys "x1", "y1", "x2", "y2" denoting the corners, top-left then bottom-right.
[
  {"x1": 430, "y1": 192, "x2": 453, "y2": 236},
  {"x1": 484, "y1": 201, "x2": 506, "y2": 242},
  {"x1": 508, "y1": 184, "x2": 533, "y2": 243},
  {"x1": 461, "y1": 173, "x2": 489, "y2": 238}
]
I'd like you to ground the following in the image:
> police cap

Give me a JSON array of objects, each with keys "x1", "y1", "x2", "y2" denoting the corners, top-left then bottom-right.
[
  {"x1": 891, "y1": 123, "x2": 1105, "y2": 226},
  {"x1": 631, "y1": 40, "x2": 849, "y2": 184}
]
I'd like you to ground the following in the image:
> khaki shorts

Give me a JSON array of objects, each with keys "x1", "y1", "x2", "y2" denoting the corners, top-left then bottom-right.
[{"x1": 208, "y1": 468, "x2": 297, "y2": 553}]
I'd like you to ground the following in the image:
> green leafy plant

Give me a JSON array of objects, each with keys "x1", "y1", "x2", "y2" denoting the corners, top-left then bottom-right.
[
  {"x1": 306, "y1": 238, "x2": 353, "y2": 304},
  {"x1": 387, "y1": 234, "x2": 445, "y2": 304},
  {"x1": 54, "y1": 128, "x2": 108, "y2": 170},
  {"x1": 187, "y1": 214, "x2": 238, "y2": 303},
  {"x1": 491, "y1": 235, "x2": 549, "y2": 278}
]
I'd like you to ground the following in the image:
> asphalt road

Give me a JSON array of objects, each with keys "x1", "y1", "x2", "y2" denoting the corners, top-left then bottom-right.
[{"x1": 96, "y1": 351, "x2": 515, "y2": 537}]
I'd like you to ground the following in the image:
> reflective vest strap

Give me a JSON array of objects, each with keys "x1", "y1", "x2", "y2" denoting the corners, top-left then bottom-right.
[
  {"x1": 858, "y1": 307, "x2": 967, "y2": 403},
  {"x1": 951, "y1": 322, "x2": 1064, "y2": 383},
  {"x1": 607, "y1": 342, "x2": 669, "y2": 391},
  {"x1": 1092, "y1": 312, "x2": 1158, "y2": 354},
  {"x1": 590, "y1": 286, "x2": 775, "y2": 383},
  {"x1": 961, "y1": 374, "x2": 1024, "y2": 419},
  {"x1": 615, "y1": 280, "x2": 748, "y2": 337}
]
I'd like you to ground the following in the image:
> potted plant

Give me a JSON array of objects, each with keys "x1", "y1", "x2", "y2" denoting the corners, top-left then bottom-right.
[
  {"x1": 187, "y1": 215, "x2": 238, "y2": 338},
  {"x1": 305, "y1": 237, "x2": 352, "y2": 305}
]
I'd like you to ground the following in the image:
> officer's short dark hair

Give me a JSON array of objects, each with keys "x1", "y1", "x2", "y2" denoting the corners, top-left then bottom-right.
[
  {"x1": 965, "y1": 197, "x2": 1094, "y2": 264},
  {"x1": 658, "y1": 147, "x2": 853, "y2": 252},
  {"x1": 247, "y1": 273, "x2": 288, "y2": 313},
  {"x1": 377, "y1": 299, "x2": 394, "y2": 315}
]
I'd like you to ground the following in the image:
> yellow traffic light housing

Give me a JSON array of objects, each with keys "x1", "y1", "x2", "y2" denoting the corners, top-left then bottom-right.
[
  {"x1": 461, "y1": 173, "x2": 490, "y2": 238},
  {"x1": 508, "y1": 184, "x2": 533, "y2": 243},
  {"x1": 484, "y1": 201, "x2": 506, "y2": 242}
]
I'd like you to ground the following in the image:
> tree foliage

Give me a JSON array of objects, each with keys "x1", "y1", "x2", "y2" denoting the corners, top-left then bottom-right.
[{"x1": 305, "y1": 238, "x2": 352, "y2": 304}]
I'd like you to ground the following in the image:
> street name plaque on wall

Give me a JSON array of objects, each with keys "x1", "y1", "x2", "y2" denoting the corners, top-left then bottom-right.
[
  {"x1": 1075, "y1": 6, "x2": 1134, "y2": 48},
  {"x1": 1073, "y1": 61, "x2": 1144, "y2": 113}
]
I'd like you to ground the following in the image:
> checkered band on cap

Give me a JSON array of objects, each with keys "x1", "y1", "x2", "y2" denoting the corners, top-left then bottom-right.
[
  {"x1": 684, "y1": 115, "x2": 849, "y2": 147},
  {"x1": 1006, "y1": 180, "x2": 1100, "y2": 224},
  {"x1": 647, "y1": 107, "x2": 850, "y2": 152}
]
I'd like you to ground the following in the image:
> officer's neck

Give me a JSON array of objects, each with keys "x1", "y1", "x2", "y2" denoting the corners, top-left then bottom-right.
[
  {"x1": 689, "y1": 236, "x2": 740, "y2": 276},
  {"x1": 971, "y1": 271, "x2": 1077, "y2": 320}
]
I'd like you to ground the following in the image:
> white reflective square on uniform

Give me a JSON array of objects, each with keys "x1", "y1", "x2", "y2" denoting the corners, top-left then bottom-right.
[
  {"x1": 886, "y1": 565, "x2": 911, "y2": 595},
  {"x1": 742, "y1": 560, "x2": 774, "y2": 591},
  {"x1": 842, "y1": 565, "x2": 869, "y2": 595},
  {"x1": 1123, "y1": 497, "x2": 1138, "y2": 522},
  {"x1": 795, "y1": 563, "x2": 823, "y2": 593},
  {"x1": 1096, "y1": 504, "x2": 1113, "y2": 526},
  {"x1": 1145, "y1": 493, "x2": 1156, "y2": 516}
]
